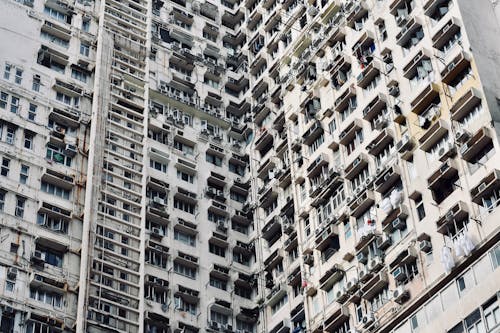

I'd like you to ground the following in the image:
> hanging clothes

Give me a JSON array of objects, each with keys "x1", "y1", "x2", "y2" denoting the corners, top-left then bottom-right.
[
  {"x1": 454, "y1": 236, "x2": 464, "y2": 257},
  {"x1": 441, "y1": 246, "x2": 455, "y2": 274},
  {"x1": 462, "y1": 232, "x2": 475, "y2": 256}
]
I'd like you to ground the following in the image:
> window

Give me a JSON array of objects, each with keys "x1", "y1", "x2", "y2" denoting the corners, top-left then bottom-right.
[
  {"x1": 344, "y1": 221, "x2": 352, "y2": 239},
  {"x1": 37, "y1": 213, "x2": 68, "y2": 233},
  {"x1": 491, "y1": 244, "x2": 500, "y2": 269},
  {"x1": 71, "y1": 68, "x2": 88, "y2": 83},
  {"x1": 41, "y1": 181, "x2": 71, "y2": 199},
  {"x1": 20, "y1": 164, "x2": 29, "y2": 184},
  {"x1": 28, "y1": 103, "x2": 37, "y2": 121},
  {"x1": 174, "y1": 295, "x2": 197, "y2": 315},
  {"x1": 80, "y1": 43, "x2": 90, "y2": 57},
  {"x1": 44, "y1": 6, "x2": 67, "y2": 22},
  {"x1": 82, "y1": 19, "x2": 90, "y2": 32},
  {"x1": 210, "y1": 310, "x2": 228, "y2": 325},
  {"x1": 465, "y1": 309, "x2": 485, "y2": 333},
  {"x1": 173, "y1": 262, "x2": 196, "y2": 279},
  {"x1": 176, "y1": 170, "x2": 194, "y2": 183},
  {"x1": 24, "y1": 131, "x2": 34, "y2": 149},
  {"x1": 5, "y1": 126, "x2": 15, "y2": 144},
  {"x1": 5, "y1": 280, "x2": 15, "y2": 293},
  {"x1": 32, "y1": 75, "x2": 40, "y2": 92},
  {"x1": 4, "y1": 63, "x2": 11, "y2": 80},
  {"x1": 206, "y1": 152, "x2": 223, "y2": 166},
  {"x1": 150, "y1": 159, "x2": 167, "y2": 173},
  {"x1": 0, "y1": 190, "x2": 5, "y2": 211},
  {"x1": 173, "y1": 198, "x2": 195, "y2": 214},
  {"x1": 30, "y1": 287, "x2": 62, "y2": 307},
  {"x1": 209, "y1": 276, "x2": 227, "y2": 290},
  {"x1": 15, "y1": 68, "x2": 23, "y2": 84},
  {"x1": 46, "y1": 144, "x2": 72, "y2": 166},
  {"x1": 456, "y1": 269, "x2": 475, "y2": 297},
  {"x1": 1, "y1": 158, "x2": 10, "y2": 176},
  {"x1": 483, "y1": 296, "x2": 500, "y2": 331},
  {"x1": 271, "y1": 294, "x2": 288, "y2": 315},
  {"x1": 40, "y1": 31, "x2": 69, "y2": 48},
  {"x1": 37, "y1": 247, "x2": 63, "y2": 267},
  {"x1": 209, "y1": 243, "x2": 226, "y2": 257},
  {"x1": 10, "y1": 96, "x2": 19, "y2": 113},
  {"x1": 174, "y1": 229, "x2": 195, "y2": 246},
  {"x1": 0, "y1": 91, "x2": 7, "y2": 108},
  {"x1": 415, "y1": 197, "x2": 426, "y2": 221}
]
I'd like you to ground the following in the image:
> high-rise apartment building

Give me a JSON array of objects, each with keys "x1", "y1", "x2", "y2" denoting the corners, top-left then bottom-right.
[{"x1": 0, "y1": 0, "x2": 500, "y2": 332}]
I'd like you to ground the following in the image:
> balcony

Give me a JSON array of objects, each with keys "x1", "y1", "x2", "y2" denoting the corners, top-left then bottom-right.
[
  {"x1": 302, "y1": 121, "x2": 324, "y2": 145},
  {"x1": 373, "y1": 165, "x2": 401, "y2": 194},
  {"x1": 315, "y1": 225, "x2": 339, "y2": 252},
  {"x1": 323, "y1": 306, "x2": 349, "y2": 333},
  {"x1": 427, "y1": 159, "x2": 459, "y2": 192},
  {"x1": 266, "y1": 282, "x2": 286, "y2": 304},
  {"x1": 334, "y1": 85, "x2": 356, "y2": 112},
  {"x1": 460, "y1": 127, "x2": 492, "y2": 162},
  {"x1": 344, "y1": 153, "x2": 368, "y2": 180},
  {"x1": 410, "y1": 82, "x2": 440, "y2": 115},
  {"x1": 396, "y1": 16, "x2": 422, "y2": 46},
  {"x1": 349, "y1": 190, "x2": 375, "y2": 218},
  {"x1": 367, "y1": 129, "x2": 394, "y2": 156},
  {"x1": 339, "y1": 119, "x2": 362, "y2": 146},
  {"x1": 269, "y1": 319, "x2": 290, "y2": 333},
  {"x1": 357, "y1": 60, "x2": 382, "y2": 89},
  {"x1": 261, "y1": 216, "x2": 281, "y2": 241},
  {"x1": 307, "y1": 153, "x2": 329, "y2": 178},
  {"x1": 441, "y1": 51, "x2": 471, "y2": 85},
  {"x1": 381, "y1": 204, "x2": 409, "y2": 232},
  {"x1": 254, "y1": 128, "x2": 273, "y2": 151},
  {"x1": 362, "y1": 93, "x2": 387, "y2": 121},
  {"x1": 432, "y1": 17, "x2": 461, "y2": 50},
  {"x1": 361, "y1": 269, "x2": 389, "y2": 300},
  {"x1": 470, "y1": 169, "x2": 500, "y2": 205},
  {"x1": 450, "y1": 87, "x2": 482, "y2": 121},
  {"x1": 319, "y1": 264, "x2": 344, "y2": 291},
  {"x1": 435, "y1": 201, "x2": 469, "y2": 234},
  {"x1": 418, "y1": 119, "x2": 449, "y2": 152}
]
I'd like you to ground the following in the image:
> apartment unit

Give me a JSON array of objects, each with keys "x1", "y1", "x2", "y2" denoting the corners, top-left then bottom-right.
[{"x1": 0, "y1": 0, "x2": 500, "y2": 332}]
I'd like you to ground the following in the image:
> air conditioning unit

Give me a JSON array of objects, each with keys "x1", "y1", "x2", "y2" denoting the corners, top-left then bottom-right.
[
  {"x1": 376, "y1": 166, "x2": 385, "y2": 175},
  {"x1": 392, "y1": 286, "x2": 409, "y2": 304},
  {"x1": 396, "y1": 14, "x2": 408, "y2": 26},
  {"x1": 369, "y1": 256, "x2": 383, "y2": 271},
  {"x1": 346, "y1": 196, "x2": 354, "y2": 204},
  {"x1": 358, "y1": 267, "x2": 371, "y2": 282},
  {"x1": 392, "y1": 266, "x2": 407, "y2": 281},
  {"x1": 354, "y1": 186, "x2": 363, "y2": 196},
  {"x1": 33, "y1": 250, "x2": 45, "y2": 262},
  {"x1": 7, "y1": 267, "x2": 17, "y2": 279},
  {"x1": 356, "y1": 252, "x2": 368, "y2": 264},
  {"x1": 64, "y1": 144, "x2": 77, "y2": 156},
  {"x1": 459, "y1": 142, "x2": 469, "y2": 155},
  {"x1": 478, "y1": 182, "x2": 487, "y2": 192},
  {"x1": 374, "y1": 117, "x2": 387, "y2": 130},
  {"x1": 217, "y1": 221, "x2": 227, "y2": 232},
  {"x1": 396, "y1": 134, "x2": 411, "y2": 153},
  {"x1": 388, "y1": 85, "x2": 400, "y2": 97},
  {"x1": 151, "y1": 227, "x2": 162, "y2": 236},
  {"x1": 346, "y1": 278, "x2": 358, "y2": 293},
  {"x1": 365, "y1": 176, "x2": 374, "y2": 186},
  {"x1": 268, "y1": 169, "x2": 275, "y2": 179},
  {"x1": 211, "y1": 321, "x2": 220, "y2": 330},
  {"x1": 392, "y1": 218, "x2": 405, "y2": 230},
  {"x1": 376, "y1": 233, "x2": 391, "y2": 250},
  {"x1": 336, "y1": 288, "x2": 347, "y2": 300},
  {"x1": 303, "y1": 254, "x2": 314, "y2": 265},
  {"x1": 455, "y1": 129, "x2": 470, "y2": 143},
  {"x1": 419, "y1": 240, "x2": 432, "y2": 253},
  {"x1": 362, "y1": 312, "x2": 375, "y2": 328}
]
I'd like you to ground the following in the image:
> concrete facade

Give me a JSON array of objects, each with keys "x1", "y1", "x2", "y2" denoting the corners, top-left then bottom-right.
[{"x1": 0, "y1": 0, "x2": 499, "y2": 332}]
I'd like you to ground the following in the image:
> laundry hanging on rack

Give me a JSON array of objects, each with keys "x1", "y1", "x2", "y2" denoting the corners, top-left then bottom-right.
[{"x1": 441, "y1": 246, "x2": 455, "y2": 274}]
